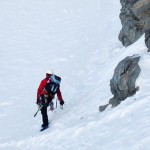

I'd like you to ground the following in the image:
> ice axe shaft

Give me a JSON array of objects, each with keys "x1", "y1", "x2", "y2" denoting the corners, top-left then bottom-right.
[
  {"x1": 56, "y1": 98, "x2": 57, "y2": 109},
  {"x1": 34, "y1": 104, "x2": 43, "y2": 117}
]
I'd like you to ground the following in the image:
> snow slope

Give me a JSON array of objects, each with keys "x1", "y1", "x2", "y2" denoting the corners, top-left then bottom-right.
[{"x1": 0, "y1": 0, "x2": 150, "y2": 150}]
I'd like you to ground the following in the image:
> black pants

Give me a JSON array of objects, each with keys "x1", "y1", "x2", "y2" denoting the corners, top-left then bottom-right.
[
  {"x1": 40, "y1": 95, "x2": 52, "y2": 126},
  {"x1": 41, "y1": 106, "x2": 49, "y2": 126}
]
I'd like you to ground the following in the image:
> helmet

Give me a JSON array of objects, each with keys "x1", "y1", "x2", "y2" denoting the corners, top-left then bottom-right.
[{"x1": 46, "y1": 69, "x2": 53, "y2": 75}]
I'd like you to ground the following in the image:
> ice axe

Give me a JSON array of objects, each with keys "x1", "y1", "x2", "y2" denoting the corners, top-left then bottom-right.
[{"x1": 34, "y1": 104, "x2": 43, "y2": 117}]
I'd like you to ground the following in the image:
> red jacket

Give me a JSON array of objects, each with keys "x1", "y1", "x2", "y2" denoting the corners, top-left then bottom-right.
[{"x1": 37, "y1": 78, "x2": 63, "y2": 102}]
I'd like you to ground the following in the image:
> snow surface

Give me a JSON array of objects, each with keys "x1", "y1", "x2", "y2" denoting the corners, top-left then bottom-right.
[{"x1": 0, "y1": 0, "x2": 150, "y2": 150}]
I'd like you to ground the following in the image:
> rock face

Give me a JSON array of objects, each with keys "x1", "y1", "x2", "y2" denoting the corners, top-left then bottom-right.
[
  {"x1": 145, "y1": 23, "x2": 150, "y2": 52},
  {"x1": 109, "y1": 55, "x2": 141, "y2": 107},
  {"x1": 119, "y1": 0, "x2": 144, "y2": 47},
  {"x1": 119, "y1": 0, "x2": 150, "y2": 51},
  {"x1": 132, "y1": 0, "x2": 150, "y2": 51}
]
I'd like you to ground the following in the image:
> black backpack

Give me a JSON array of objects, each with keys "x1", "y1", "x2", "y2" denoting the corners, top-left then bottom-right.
[{"x1": 45, "y1": 74, "x2": 61, "y2": 95}]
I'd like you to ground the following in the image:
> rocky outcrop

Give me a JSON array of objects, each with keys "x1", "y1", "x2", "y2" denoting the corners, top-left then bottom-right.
[
  {"x1": 119, "y1": 0, "x2": 144, "y2": 47},
  {"x1": 109, "y1": 55, "x2": 141, "y2": 107},
  {"x1": 99, "y1": 55, "x2": 141, "y2": 112},
  {"x1": 145, "y1": 23, "x2": 150, "y2": 52},
  {"x1": 119, "y1": 0, "x2": 150, "y2": 51},
  {"x1": 132, "y1": 0, "x2": 150, "y2": 51}
]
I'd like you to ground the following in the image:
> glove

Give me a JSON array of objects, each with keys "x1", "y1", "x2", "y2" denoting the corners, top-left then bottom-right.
[
  {"x1": 36, "y1": 95, "x2": 44, "y2": 106},
  {"x1": 36, "y1": 98, "x2": 40, "y2": 105},
  {"x1": 60, "y1": 100, "x2": 64, "y2": 105}
]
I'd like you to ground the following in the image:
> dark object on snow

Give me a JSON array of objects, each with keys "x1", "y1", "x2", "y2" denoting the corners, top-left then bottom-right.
[
  {"x1": 132, "y1": 0, "x2": 150, "y2": 52},
  {"x1": 99, "y1": 104, "x2": 109, "y2": 112},
  {"x1": 40, "y1": 125, "x2": 49, "y2": 132},
  {"x1": 119, "y1": 0, "x2": 144, "y2": 47},
  {"x1": 119, "y1": 0, "x2": 150, "y2": 52},
  {"x1": 144, "y1": 21, "x2": 150, "y2": 52},
  {"x1": 109, "y1": 55, "x2": 141, "y2": 107}
]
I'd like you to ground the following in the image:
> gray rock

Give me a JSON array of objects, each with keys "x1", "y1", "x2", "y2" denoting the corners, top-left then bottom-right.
[
  {"x1": 109, "y1": 55, "x2": 141, "y2": 107},
  {"x1": 132, "y1": 0, "x2": 150, "y2": 52},
  {"x1": 119, "y1": 0, "x2": 150, "y2": 51},
  {"x1": 99, "y1": 104, "x2": 109, "y2": 112},
  {"x1": 144, "y1": 20, "x2": 150, "y2": 52},
  {"x1": 132, "y1": 0, "x2": 150, "y2": 18},
  {"x1": 118, "y1": 19, "x2": 143, "y2": 47},
  {"x1": 119, "y1": 0, "x2": 144, "y2": 47},
  {"x1": 120, "y1": 0, "x2": 139, "y2": 6}
]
